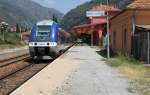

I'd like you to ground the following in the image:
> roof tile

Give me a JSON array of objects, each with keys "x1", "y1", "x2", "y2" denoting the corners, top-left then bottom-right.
[
  {"x1": 91, "y1": 4, "x2": 119, "y2": 11},
  {"x1": 128, "y1": 0, "x2": 150, "y2": 9}
]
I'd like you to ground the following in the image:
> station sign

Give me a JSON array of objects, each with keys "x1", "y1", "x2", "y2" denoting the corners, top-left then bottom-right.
[{"x1": 86, "y1": 11, "x2": 106, "y2": 17}]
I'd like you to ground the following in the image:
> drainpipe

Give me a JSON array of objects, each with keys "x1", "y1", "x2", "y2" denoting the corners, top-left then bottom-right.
[
  {"x1": 131, "y1": 10, "x2": 137, "y2": 56},
  {"x1": 132, "y1": 10, "x2": 136, "y2": 35},
  {"x1": 132, "y1": 17, "x2": 135, "y2": 35}
]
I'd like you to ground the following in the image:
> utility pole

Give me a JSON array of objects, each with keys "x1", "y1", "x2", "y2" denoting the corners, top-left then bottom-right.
[
  {"x1": 90, "y1": 17, "x2": 94, "y2": 47},
  {"x1": 106, "y1": 0, "x2": 110, "y2": 58},
  {"x1": 91, "y1": 26, "x2": 94, "y2": 47}
]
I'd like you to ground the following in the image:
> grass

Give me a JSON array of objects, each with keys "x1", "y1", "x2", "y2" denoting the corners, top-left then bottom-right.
[
  {"x1": 0, "y1": 32, "x2": 25, "y2": 50},
  {"x1": 0, "y1": 44, "x2": 24, "y2": 50},
  {"x1": 106, "y1": 53, "x2": 150, "y2": 95}
]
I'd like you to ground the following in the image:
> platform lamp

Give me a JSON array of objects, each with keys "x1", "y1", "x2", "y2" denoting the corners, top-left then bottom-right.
[
  {"x1": 1, "y1": 22, "x2": 8, "y2": 41},
  {"x1": 106, "y1": 0, "x2": 110, "y2": 58}
]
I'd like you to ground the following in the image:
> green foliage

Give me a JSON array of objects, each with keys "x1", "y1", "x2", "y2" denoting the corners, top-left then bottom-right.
[
  {"x1": 70, "y1": 30, "x2": 78, "y2": 41},
  {"x1": 0, "y1": 25, "x2": 21, "y2": 45},
  {"x1": 0, "y1": 0, "x2": 63, "y2": 26},
  {"x1": 0, "y1": 32, "x2": 20, "y2": 44},
  {"x1": 116, "y1": 53, "x2": 139, "y2": 64},
  {"x1": 106, "y1": 53, "x2": 140, "y2": 67},
  {"x1": 52, "y1": 14, "x2": 58, "y2": 23},
  {"x1": 106, "y1": 53, "x2": 150, "y2": 95},
  {"x1": 16, "y1": 23, "x2": 20, "y2": 33},
  {"x1": 60, "y1": 2, "x2": 92, "y2": 31}
]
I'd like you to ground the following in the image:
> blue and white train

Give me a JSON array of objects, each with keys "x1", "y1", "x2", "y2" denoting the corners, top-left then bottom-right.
[{"x1": 29, "y1": 20, "x2": 70, "y2": 59}]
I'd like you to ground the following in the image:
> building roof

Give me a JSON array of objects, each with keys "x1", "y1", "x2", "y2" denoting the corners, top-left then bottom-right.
[
  {"x1": 111, "y1": 0, "x2": 150, "y2": 20},
  {"x1": 128, "y1": 0, "x2": 150, "y2": 9},
  {"x1": 91, "y1": 4, "x2": 120, "y2": 11},
  {"x1": 22, "y1": 32, "x2": 30, "y2": 36},
  {"x1": 73, "y1": 22, "x2": 105, "y2": 29},
  {"x1": 136, "y1": 25, "x2": 150, "y2": 30},
  {"x1": 37, "y1": 20, "x2": 55, "y2": 26}
]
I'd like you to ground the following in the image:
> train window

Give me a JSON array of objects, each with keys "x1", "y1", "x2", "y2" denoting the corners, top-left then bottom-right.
[{"x1": 36, "y1": 26, "x2": 50, "y2": 36}]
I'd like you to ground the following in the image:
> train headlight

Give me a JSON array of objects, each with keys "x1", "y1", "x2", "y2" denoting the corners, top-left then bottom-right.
[
  {"x1": 35, "y1": 43, "x2": 37, "y2": 46},
  {"x1": 29, "y1": 42, "x2": 34, "y2": 46},
  {"x1": 47, "y1": 43, "x2": 50, "y2": 46}
]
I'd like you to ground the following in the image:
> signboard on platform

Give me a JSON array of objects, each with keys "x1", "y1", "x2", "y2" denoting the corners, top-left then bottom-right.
[{"x1": 86, "y1": 11, "x2": 106, "y2": 17}]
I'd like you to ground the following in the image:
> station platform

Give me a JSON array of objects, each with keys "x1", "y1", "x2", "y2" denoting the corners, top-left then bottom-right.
[{"x1": 10, "y1": 45, "x2": 136, "y2": 95}]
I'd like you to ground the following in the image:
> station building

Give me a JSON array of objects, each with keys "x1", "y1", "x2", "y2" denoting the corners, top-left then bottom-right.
[
  {"x1": 73, "y1": 4, "x2": 119, "y2": 46},
  {"x1": 110, "y1": 0, "x2": 150, "y2": 63}
]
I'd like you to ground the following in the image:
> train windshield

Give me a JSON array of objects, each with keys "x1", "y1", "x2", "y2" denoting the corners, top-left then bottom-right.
[
  {"x1": 36, "y1": 26, "x2": 50, "y2": 36},
  {"x1": 35, "y1": 26, "x2": 51, "y2": 41}
]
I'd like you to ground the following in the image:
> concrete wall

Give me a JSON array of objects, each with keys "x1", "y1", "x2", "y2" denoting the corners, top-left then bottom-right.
[{"x1": 110, "y1": 10, "x2": 150, "y2": 54}]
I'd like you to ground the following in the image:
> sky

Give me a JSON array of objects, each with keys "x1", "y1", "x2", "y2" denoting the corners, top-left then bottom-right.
[{"x1": 32, "y1": 0, "x2": 90, "y2": 13}]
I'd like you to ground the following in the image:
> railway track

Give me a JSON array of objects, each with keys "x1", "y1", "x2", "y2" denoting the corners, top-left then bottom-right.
[
  {"x1": 0, "y1": 61, "x2": 48, "y2": 95},
  {"x1": 0, "y1": 54, "x2": 30, "y2": 68},
  {"x1": 0, "y1": 44, "x2": 74, "y2": 95},
  {"x1": 0, "y1": 54, "x2": 31, "y2": 80},
  {"x1": 0, "y1": 53, "x2": 51, "y2": 95}
]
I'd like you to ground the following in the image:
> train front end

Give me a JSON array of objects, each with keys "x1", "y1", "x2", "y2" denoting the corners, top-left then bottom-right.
[{"x1": 29, "y1": 20, "x2": 59, "y2": 59}]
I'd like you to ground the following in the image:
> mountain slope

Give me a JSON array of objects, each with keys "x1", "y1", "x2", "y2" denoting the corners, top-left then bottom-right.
[
  {"x1": 61, "y1": 0, "x2": 133, "y2": 31},
  {"x1": 0, "y1": 0, "x2": 63, "y2": 26},
  {"x1": 60, "y1": 2, "x2": 92, "y2": 31}
]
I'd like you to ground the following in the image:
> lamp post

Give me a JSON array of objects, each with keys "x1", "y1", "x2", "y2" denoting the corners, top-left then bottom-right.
[
  {"x1": 90, "y1": 17, "x2": 94, "y2": 47},
  {"x1": 1, "y1": 26, "x2": 4, "y2": 41},
  {"x1": 1, "y1": 23, "x2": 8, "y2": 41},
  {"x1": 106, "y1": 0, "x2": 110, "y2": 58}
]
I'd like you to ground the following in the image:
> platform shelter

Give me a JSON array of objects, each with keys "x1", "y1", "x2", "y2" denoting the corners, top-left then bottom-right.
[{"x1": 73, "y1": 4, "x2": 119, "y2": 46}]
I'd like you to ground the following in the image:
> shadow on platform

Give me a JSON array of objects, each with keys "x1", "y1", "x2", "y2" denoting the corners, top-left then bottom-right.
[{"x1": 96, "y1": 48, "x2": 115, "y2": 58}]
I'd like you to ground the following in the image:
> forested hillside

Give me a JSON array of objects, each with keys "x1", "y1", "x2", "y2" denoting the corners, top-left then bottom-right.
[
  {"x1": 0, "y1": 0, "x2": 63, "y2": 26},
  {"x1": 61, "y1": 0, "x2": 133, "y2": 31}
]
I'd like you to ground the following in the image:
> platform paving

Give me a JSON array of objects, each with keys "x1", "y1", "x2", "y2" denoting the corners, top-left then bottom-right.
[{"x1": 10, "y1": 45, "x2": 137, "y2": 95}]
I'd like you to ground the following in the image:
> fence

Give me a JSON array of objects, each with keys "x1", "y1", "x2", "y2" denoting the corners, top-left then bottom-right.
[{"x1": 132, "y1": 26, "x2": 150, "y2": 64}]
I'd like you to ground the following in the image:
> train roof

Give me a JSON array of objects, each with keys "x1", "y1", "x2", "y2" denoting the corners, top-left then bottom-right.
[{"x1": 37, "y1": 20, "x2": 56, "y2": 26}]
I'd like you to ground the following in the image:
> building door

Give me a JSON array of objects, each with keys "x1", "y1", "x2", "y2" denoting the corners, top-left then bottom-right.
[{"x1": 93, "y1": 31, "x2": 99, "y2": 46}]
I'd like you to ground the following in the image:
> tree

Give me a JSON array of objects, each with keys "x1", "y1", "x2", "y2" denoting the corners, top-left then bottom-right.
[
  {"x1": 16, "y1": 23, "x2": 20, "y2": 33},
  {"x1": 52, "y1": 14, "x2": 58, "y2": 23}
]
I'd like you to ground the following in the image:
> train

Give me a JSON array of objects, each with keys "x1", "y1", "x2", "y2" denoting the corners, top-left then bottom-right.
[{"x1": 29, "y1": 20, "x2": 71, "y2": 59}]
